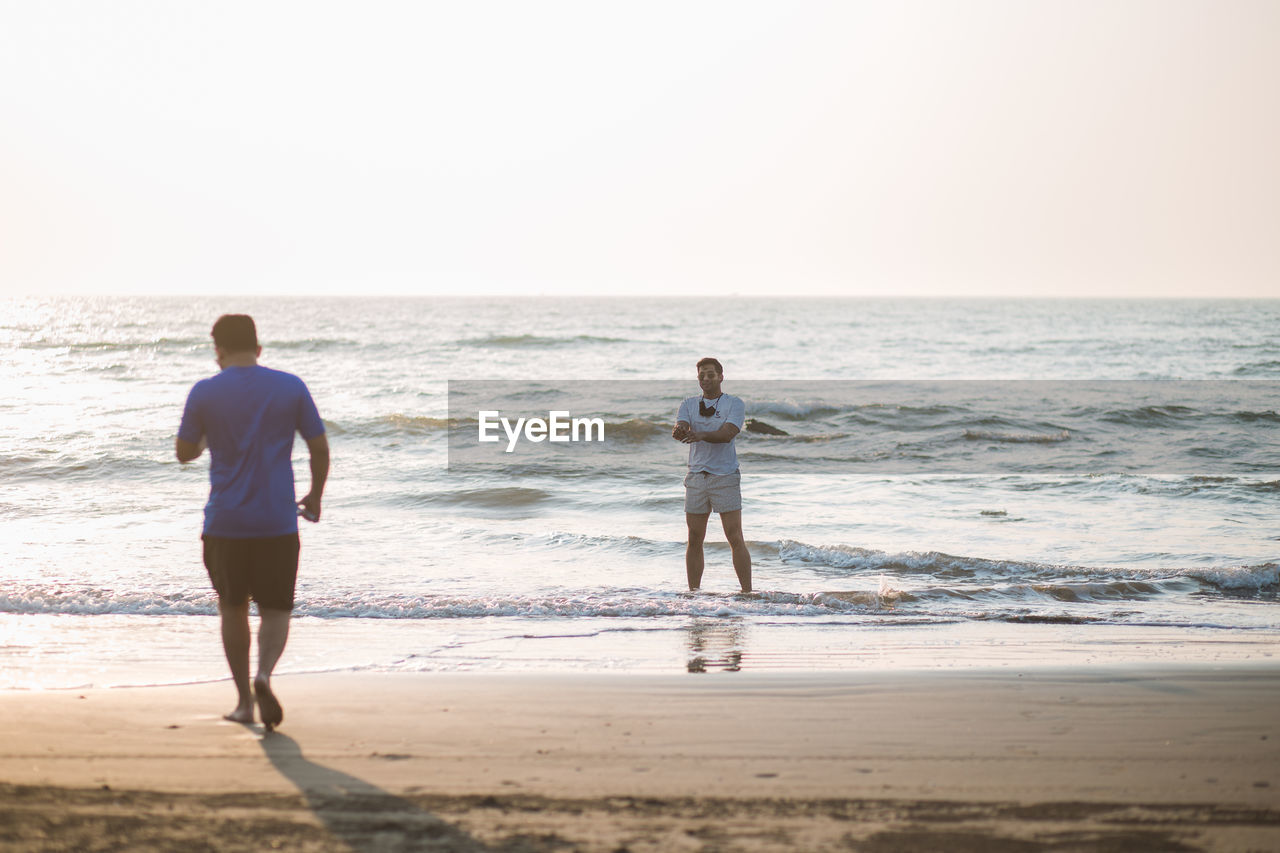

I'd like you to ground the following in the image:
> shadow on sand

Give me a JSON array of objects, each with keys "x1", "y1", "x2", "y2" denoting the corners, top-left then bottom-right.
[{"x1": 258, "y1": 730, "x2": 491, "y2": 851}]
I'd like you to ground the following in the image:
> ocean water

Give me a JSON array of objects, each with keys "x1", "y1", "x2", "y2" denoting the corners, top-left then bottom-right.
[{"x1": 1, "y1": 297, "x2": 1278, "y2": 689}]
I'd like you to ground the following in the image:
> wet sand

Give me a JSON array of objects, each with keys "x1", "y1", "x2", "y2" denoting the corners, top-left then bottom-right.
[{"x1": 2, "y1": 667, "x2": 1278, "y2": 851}]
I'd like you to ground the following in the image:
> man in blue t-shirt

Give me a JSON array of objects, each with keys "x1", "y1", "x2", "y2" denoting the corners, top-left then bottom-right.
[
  {"x1": 672, "y1": 357, "x2": 752, "y2": 592},
  {"x1": 176, "y1": 314, "x2": 329, "y2": 730}
]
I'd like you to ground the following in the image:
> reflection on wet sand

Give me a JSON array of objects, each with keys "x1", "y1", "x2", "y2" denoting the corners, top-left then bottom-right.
[{"x1": 686, "y1": 618, "x2": 746, "y2": 672}]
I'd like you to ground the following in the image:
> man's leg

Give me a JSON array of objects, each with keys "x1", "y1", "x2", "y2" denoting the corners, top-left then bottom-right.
[
  {"x1": 256, "y1": 608, "x2": 291, "y2": 685},
  {"x1": 686, "y1": 512, "x2": 710, "y2": 590},
  {"x1": 252, "y1": 608, "x2": 291, "y2": 730},
  {"x1": 720, "y1": 510, "x2": 752, "y2": 593},
  {"x1": 248, "y1": 533, "x2": 298, "y2": 730},
  {"x1": 218, "y1": 599, "x2": 254, "y2": 722}
]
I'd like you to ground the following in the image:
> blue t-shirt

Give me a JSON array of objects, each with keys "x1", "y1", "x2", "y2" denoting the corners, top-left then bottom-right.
[{"x1": 178, "y1": 365, "x2": 325, "y2": 538}]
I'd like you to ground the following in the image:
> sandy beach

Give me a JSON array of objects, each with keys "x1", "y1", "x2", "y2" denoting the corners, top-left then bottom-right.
[{"x1": 2, "y1": 665, "x2": 1277, "y2": 851}]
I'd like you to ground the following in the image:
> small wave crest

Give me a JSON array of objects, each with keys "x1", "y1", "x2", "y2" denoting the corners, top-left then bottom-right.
[
  {"x1": 327, "y1": 414, "x2": 455, "y2": 437},
  {"x1": 459, "y1": 334, "x2": 629, "y2": 348},
  {"x1": 744, "y1": 400, "x2": 845, "y2": 420},
  {"x1": 409, "y1": 487, "x2": 551, "y2": 508},
  {"x1": 604, "y1": 418, "x2": 668, "y2": 441},
  {"x1": 268, "y1": 337, "x2": 357, "y2": 351},
  {"x1": 1232, "y1": 360, "x2": 1280, "y2": 376},
  {"x1": 1100, "y1": 405, "x2": 1200, "y2": 427},
  {"x1": 22, "y1": 337, "x2": 206, "y2": 353},
  {"x1": 1228, "y1": 409, "x2": 1280, "y2": 424},
  {"x1": 1185, "y1": 563, "x2": 1279, "y2": 593},
  {"x1": 0, "y1": 451, "x2": 168, "y2": 481},
  {"x1": 963, "y1": 429, "x2": 1071, "y2": 444},
  {"x1": 775, "y1": 540, "x2": 1040, "y2": 577}
]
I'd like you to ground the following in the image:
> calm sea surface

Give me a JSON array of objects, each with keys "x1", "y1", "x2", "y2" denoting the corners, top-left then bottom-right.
[{"x1": 2, "y1": 297, "x2": 1277, "y2": 688}]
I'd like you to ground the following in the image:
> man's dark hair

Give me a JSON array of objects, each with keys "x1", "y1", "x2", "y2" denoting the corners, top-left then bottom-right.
[
  {"x1": 696, "y1": 357, "x2": 723, "y2": 375},
  {"x1": 211, "y1": 314, "x2": 259, "y2": 353}
]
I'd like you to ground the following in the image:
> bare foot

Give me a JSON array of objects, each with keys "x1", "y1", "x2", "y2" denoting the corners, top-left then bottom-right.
[
  {"x1": 223, "y1": 705, "x2": 254, "y2": 724},
  {"x1": 254, "y1": 677, "x2": 283, "y2": 732}
]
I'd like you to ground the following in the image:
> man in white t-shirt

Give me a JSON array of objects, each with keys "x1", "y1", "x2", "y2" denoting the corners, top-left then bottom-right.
[{"x1": 672, "y1": 357, "x2": 752, "y2": 592}]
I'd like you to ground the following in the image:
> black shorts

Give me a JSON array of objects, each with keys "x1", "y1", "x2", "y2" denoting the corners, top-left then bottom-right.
[{"x1": 202, "y1": 533, "x2": 300, "y2": 611}]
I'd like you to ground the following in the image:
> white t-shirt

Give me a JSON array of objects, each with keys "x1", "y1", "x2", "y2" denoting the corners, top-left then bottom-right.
[{"x1": 677, "y1": 393, "x2": 746, "y2": 475}]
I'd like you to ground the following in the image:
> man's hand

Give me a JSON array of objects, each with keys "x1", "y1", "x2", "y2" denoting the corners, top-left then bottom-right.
[
  {"x1": 297, "y1": 492, "x2": 322, "y2": 523},
  {"x1": 672, "y1": 422, "x2": 694, "y2": 443},
  {"x1": 301, "y1": 434, "x2": 330, "y2": 522}
]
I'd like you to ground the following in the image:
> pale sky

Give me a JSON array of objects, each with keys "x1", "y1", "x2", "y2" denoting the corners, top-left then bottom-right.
[{"x1": 2, "y1": 1, "x2": 1277, "y2": 298}]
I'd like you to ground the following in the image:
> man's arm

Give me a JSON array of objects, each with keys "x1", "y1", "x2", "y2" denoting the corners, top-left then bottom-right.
[
  {"x1": 297, "y1": 434, "x2": 330, "y2": 521},
  {"x1": 175, "y1": 435, "x2": 207, "y2": 462},
  {"x1": 176, "y1": 384, "x2": 207, "y2": 462},
  {"x1": 689, "y1": 423, "x2": 740, "y2": 444}
]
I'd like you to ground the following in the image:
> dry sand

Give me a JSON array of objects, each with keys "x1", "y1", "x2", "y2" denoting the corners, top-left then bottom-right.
[{"x1": 2, "y1": 666, "x2": 1278, "y2": 851}]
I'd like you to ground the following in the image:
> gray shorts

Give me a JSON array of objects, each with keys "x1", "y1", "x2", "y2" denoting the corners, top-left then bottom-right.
[{"x1": 684, "y1": 469, "x2": 742, "y2": 514}]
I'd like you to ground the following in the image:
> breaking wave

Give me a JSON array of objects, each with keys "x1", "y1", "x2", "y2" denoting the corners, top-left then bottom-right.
[{"x1": 772, "y1": 539, "x2": 1280, "y2": 593}]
